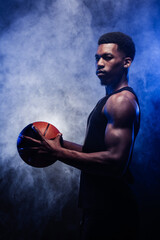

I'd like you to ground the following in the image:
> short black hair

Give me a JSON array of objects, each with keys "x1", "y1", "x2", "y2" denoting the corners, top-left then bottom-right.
[{"x1": 98, "y1": 32, "x2": 135, "y2": 61}]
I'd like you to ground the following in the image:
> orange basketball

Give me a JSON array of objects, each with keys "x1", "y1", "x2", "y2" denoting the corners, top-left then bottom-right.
[{"x1": 17, "y1": 121, "x2": 60, "y2": 168}]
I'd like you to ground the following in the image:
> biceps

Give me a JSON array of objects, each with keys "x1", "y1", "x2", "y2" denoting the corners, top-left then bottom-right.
[{"x1": 104, "y1": 123, "x2": 133, "y2": 159}]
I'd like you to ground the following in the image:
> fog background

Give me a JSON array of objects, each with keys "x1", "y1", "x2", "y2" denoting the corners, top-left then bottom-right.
[{"x1": 0, "y1": 0, "x2": 160, "y2": 239}]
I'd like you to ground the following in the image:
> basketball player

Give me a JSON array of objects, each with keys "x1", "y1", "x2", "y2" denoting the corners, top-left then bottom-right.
[{"x1": 24, "y1": 32, "x2": 140, "y2": 240}]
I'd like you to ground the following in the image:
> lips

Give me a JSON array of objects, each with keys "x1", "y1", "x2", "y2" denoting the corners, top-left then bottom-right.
[{"x1": 96, "y1": 70, "x2": 105, "y2": 75}]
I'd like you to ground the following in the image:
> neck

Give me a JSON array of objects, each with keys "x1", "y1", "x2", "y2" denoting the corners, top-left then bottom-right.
[{"x1": 105, "y1": 74, "x2": 129, "y2": 95}]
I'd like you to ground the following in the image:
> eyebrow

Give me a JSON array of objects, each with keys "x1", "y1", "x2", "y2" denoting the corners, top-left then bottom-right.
[{"x1": 95, "y1": 53, "x2": 114, "y2": 59}]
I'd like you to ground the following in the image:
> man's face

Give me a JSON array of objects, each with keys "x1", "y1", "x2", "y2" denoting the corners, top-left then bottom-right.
[{"x1": 95, "y1": 43, "x2": 126, "y2": 86}]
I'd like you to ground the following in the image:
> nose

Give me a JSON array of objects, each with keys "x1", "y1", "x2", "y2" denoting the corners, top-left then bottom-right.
[{"x1": 97, "y1": 57, "x2": 104, "y2": 69}]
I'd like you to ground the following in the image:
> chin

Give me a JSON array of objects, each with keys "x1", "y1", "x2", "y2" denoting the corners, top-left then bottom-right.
[
  {"x1": 99, "y1": 78, "x2": 108, "y2": 86},
  {"x1": 97, "y1": 75, "x2": 109, "y2": 85},
  {"x1": 100, "y1": 81, "x2": 106, "y2": 86}
]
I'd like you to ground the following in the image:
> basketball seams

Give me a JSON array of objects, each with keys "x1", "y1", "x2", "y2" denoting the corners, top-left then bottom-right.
[{"x1": 44, "y1": 123, "x2": 50, "y2": 137}]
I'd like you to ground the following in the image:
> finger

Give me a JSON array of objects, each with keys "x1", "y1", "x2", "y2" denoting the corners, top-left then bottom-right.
[
  {"x1": 19, "y1": 147, "x2": 40, "y2": 152},
  {"x1": 19, "y1": 147, "x2": 49, "y2": 154},
  {"x1": 54, "y1": 133, "x2": 63, "y2": 146},
  {"x1": 57, "y1": 133, "x2": 62, "y2": 137},
  {"x1": 20, "y1": 135, "x2": 40, "y2": 144},
  {"x1": 49, "y1": 134, "x2": 60, "y2": 141},
  {"x1": 55, "y1": 133, "x2": 62, "y2": 139},
  {"x1": 32, "y1": 125, "x2": 45, "y2": 141},
  {"x1": 49, "y1": 133, "x2": 62, "y2": 141},
  {"x1": 59, "y1": 134, "x2": 63, "y2": 146}
]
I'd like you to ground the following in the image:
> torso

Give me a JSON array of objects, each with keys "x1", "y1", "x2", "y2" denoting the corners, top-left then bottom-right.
[
  {"x1": 79, "y1": 86, "x2": 140, "y2": 209},
  {"x1": 83, "y1": 86, "x2": 140, "y2": 153}
]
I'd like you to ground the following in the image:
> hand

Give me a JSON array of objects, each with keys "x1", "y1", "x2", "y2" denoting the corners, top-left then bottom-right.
[{"x1": 20, "y1": 126, "x2": 63, "y2": 159}]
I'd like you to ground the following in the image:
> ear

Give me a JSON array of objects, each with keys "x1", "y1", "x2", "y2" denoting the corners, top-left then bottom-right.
[{"x1": 123, "y1": 57, "x2": 132, "y2": 69}]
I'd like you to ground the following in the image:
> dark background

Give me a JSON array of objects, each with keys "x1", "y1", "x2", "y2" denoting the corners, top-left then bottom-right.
[{"x1": 0, "y1": 0, "x2": 160, "y2": 239}]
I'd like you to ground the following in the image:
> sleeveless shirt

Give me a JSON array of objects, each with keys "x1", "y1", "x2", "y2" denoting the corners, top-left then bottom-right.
[{"x1": 78, "y1": 87, "x2": 140, "y2": 209}]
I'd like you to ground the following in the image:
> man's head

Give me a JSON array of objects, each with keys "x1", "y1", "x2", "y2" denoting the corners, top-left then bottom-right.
[
  {"x1": 98, "y1": 32, "x2": 135, "y2": 61},
  {"x1": 96, "y1": 32, "x2": 135, "y2": 87}
]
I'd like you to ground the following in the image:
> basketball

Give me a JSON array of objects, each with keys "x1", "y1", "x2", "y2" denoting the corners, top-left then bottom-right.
[{"x1": 17, "y1": 121, "x2": 60, "y2": 168}]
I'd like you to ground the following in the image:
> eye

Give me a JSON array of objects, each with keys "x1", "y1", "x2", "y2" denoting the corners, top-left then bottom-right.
[
  {"x1": 95, "y1": 54, "x2": 100, "y2": 62},
  {"x1": 103, "y1": 54, "x2": 113, "y2": 61}
]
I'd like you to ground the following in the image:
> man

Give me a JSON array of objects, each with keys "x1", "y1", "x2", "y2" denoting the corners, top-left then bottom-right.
[{"x1": 24, "y1": 32, "x2": 140, "y2": 239}]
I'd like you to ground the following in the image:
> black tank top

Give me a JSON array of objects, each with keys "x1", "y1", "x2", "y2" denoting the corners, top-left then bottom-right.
[{"x1": 78, "y1": 87, "x2": 140, "y2": 209}]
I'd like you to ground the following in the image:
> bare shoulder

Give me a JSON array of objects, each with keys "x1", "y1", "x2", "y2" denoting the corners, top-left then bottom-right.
[{"x1": 103, "y1": 90, "x2": 139, "y2": 127}]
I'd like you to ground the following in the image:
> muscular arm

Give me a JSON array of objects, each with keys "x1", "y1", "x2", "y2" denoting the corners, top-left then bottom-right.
[
  {"x1": 63, "y1": 140, "x2": 82, "y2": 152},
  {"x1": 25, "y1": 92, "x2": 139, "y2": 177},
  {"x1": 53, "y1": 93, "x2": 139, "y2": 177}
]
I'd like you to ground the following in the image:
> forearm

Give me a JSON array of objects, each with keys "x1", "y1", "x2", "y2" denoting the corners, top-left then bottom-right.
[
  {"x1": 54, "y1": 147, "x2": 125, "y2": 177},
  {"x1": 63, "y1": 140, "x2": 82, "y2": 152}
]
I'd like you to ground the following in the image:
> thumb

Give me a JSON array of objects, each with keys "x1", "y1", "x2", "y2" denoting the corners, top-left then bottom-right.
[
  {"x1": 56, "y1": 133, "x2": 62, "y2": 138},
  {"x1": 56, "y1": 133, "x2": 63, "y2": 146}
]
